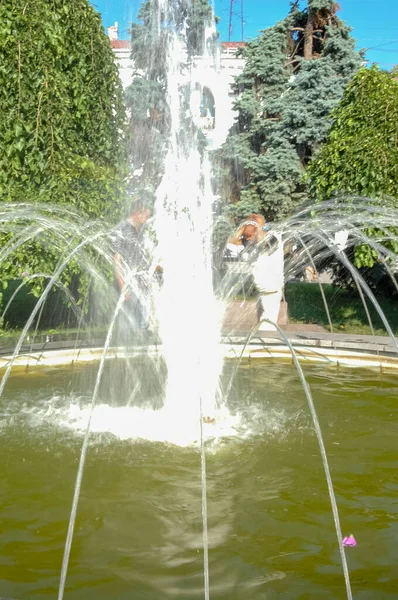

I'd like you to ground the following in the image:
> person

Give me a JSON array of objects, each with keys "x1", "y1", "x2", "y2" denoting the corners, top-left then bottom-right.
[
  {"x1": 112, "y1": 199, "x2": 153, "y2": 334},
  {"x1": 226, "y1": 213, "x2": 284, "y2": 331},
  {"x1": 225, "y1": 214, "x2": 268, "y2": 260}
]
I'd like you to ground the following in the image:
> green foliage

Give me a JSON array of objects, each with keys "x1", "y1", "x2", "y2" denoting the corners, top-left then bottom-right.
[
  {"x1": 285, "y1": 281, "x2": 398, "y2": 336},
  {"x1": 309, "y1": 67, "x2": 398, "y2": 201},
  {"x1": 125, "y1": 0, "x2": 216, "y2": 195},
  {"x1": 0, "y1": 0, "x2": 127, "y2": 299},
  {"x1": 308, "y1": 66, "x2": 398, "y2": 269},
  {"x1": 0, "y1": 0, "x2": 126, "y2": 213},
  {"x1": 218, "y1": 1, "x2": 361, "y2": 221},
  {"x1": 308, "y1": 0, "x2": 336, "y2": 11},
  {"x1": 0, "y1": 279, "x2": 75, "y2": 329}
]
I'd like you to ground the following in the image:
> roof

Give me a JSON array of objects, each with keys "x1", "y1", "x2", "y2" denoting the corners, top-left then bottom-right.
[
  {"x1": 221, "y1": 42, "x2": 245, "y2": 48},
  {"x1": 110, "y1": 40, "x2": 130, "y2": 49},
  {"x1": 110, "y1": 40, "x2": 244, "y2": 49},
  {"x1": 110, "y1": 40, "x2": 246, "y2": 54}
]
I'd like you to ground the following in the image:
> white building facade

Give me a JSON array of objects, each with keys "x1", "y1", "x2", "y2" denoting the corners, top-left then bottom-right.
[{"x1": 108, "y1": 24, "x2": 245, "y2": 149}]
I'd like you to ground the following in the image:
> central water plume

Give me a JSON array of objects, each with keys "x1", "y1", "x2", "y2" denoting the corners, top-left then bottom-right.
[
  {"x1": 152, "y1": 0, "x2": 224, "y2": 426},
  {"x1": 147, "y1": 5, "x2": 224, "y2": 597}
]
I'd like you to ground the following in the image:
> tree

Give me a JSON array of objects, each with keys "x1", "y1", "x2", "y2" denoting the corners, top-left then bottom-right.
[
  {"x1": 308, "y1": 66, "x2": 398, "y2": 202},
  {"x1": 308, "y1": 66, "x2": 398, "y2": 272},
  {"x1": 125, "y1": 0, "x2": 216, "y2": 196},
  {"x1": 217, "y1": 0, "x2": 361, "y2": 221},
  {"x1": 0, "y1": 0, "x2": 126, "y2": 298}
]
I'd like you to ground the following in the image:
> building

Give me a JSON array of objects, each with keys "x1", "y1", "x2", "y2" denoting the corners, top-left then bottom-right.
[{"x1": 108, "y1": 23, "x2": 245, "y2": 148}]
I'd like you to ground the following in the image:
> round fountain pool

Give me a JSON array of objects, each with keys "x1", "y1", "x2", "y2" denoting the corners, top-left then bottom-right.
[{"x1": 1, "y1": 359, "x2": 397, "y2": 599}]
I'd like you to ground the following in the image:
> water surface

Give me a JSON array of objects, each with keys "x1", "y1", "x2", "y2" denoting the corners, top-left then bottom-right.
[{"x1": 1, "y1": 360, "x2": 397, "y2": 599}]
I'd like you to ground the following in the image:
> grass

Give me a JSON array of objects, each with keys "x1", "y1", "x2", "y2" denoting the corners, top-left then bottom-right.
[
  {"x1": 0, "y1": 325, "x2": 108, "y2": 342},
  {"x1": 285, "y1": 282, "x2": 398, "y2": 337}
]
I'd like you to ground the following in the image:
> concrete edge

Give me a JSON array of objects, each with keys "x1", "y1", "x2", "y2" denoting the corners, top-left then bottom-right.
[{"x1": 1, "y1": 337, "x2": 397, "y2": 372}]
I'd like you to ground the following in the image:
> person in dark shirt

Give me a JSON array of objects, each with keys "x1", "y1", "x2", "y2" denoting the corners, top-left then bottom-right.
[{"x1": 112, "y1": 200, "x2": 152, "y2": 333}]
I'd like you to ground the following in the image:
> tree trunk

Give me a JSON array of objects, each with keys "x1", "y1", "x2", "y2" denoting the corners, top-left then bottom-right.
[{"x1": 303, "y1": 13, "x2": 314, "y2": 59}]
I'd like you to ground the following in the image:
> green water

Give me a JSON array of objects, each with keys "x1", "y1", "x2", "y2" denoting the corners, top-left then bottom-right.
[{"x1": 0, "y1": 359, "x2": 397, "y2": 599}]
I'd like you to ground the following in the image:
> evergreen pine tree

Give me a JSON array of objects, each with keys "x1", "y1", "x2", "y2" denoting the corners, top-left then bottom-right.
[{"x1": 218, "y1": 0, "x2": 362, "y2": 221}]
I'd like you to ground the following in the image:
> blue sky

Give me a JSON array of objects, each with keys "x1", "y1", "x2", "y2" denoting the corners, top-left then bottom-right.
[{"x1": 91, "y1": 0, "x2": 398, "y2": 69}]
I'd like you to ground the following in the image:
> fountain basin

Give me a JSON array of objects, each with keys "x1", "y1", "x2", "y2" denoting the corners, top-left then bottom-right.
[{"x1": 0, "y1": 358, "x2": 397, "y2": 599}]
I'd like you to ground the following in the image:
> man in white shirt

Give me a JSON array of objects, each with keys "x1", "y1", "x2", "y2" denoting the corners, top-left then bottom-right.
[{"x1": 226, "y1": 214, "x2": 284, "y2": 331}]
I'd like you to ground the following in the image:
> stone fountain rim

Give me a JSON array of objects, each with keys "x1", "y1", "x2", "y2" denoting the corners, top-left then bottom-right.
[{"x1": 0, "y1": 329, "x2": 397, "y2": 372}]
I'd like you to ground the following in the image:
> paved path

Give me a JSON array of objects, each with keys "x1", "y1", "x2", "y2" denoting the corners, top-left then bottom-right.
[
  {"x1": 222, "y1": 299, "x2": 324, "y2": 332},
  {"x1": 221, "y1": 299, "x2": 398, "y2": 355}
]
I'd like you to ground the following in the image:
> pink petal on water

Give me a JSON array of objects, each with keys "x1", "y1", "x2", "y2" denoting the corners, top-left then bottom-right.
[{"x1": 343, "y1": 534, "x2": 357, "y2": 547}]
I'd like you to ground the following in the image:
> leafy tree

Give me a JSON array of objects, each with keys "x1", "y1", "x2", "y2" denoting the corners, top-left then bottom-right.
[
  {"x1": 308, "y1": 66, "x2": 398, "y2": 272},
  {"x1": 217, "y1": 0, "x2": 361, "y2": 221},
  {"x1": 308, "y1": 66, "x2": 398, "y2": 202},
  {"x1": 125, "y1": 0, "x2": 216, "y2": 195},
  {"x1": 0, "y1": 0, "x2": 126, "y2": 299}
]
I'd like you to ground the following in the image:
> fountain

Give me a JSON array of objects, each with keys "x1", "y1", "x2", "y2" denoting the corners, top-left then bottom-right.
[{"x1": 0, "y1": 1, "x2": 397, "y2": 599}]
